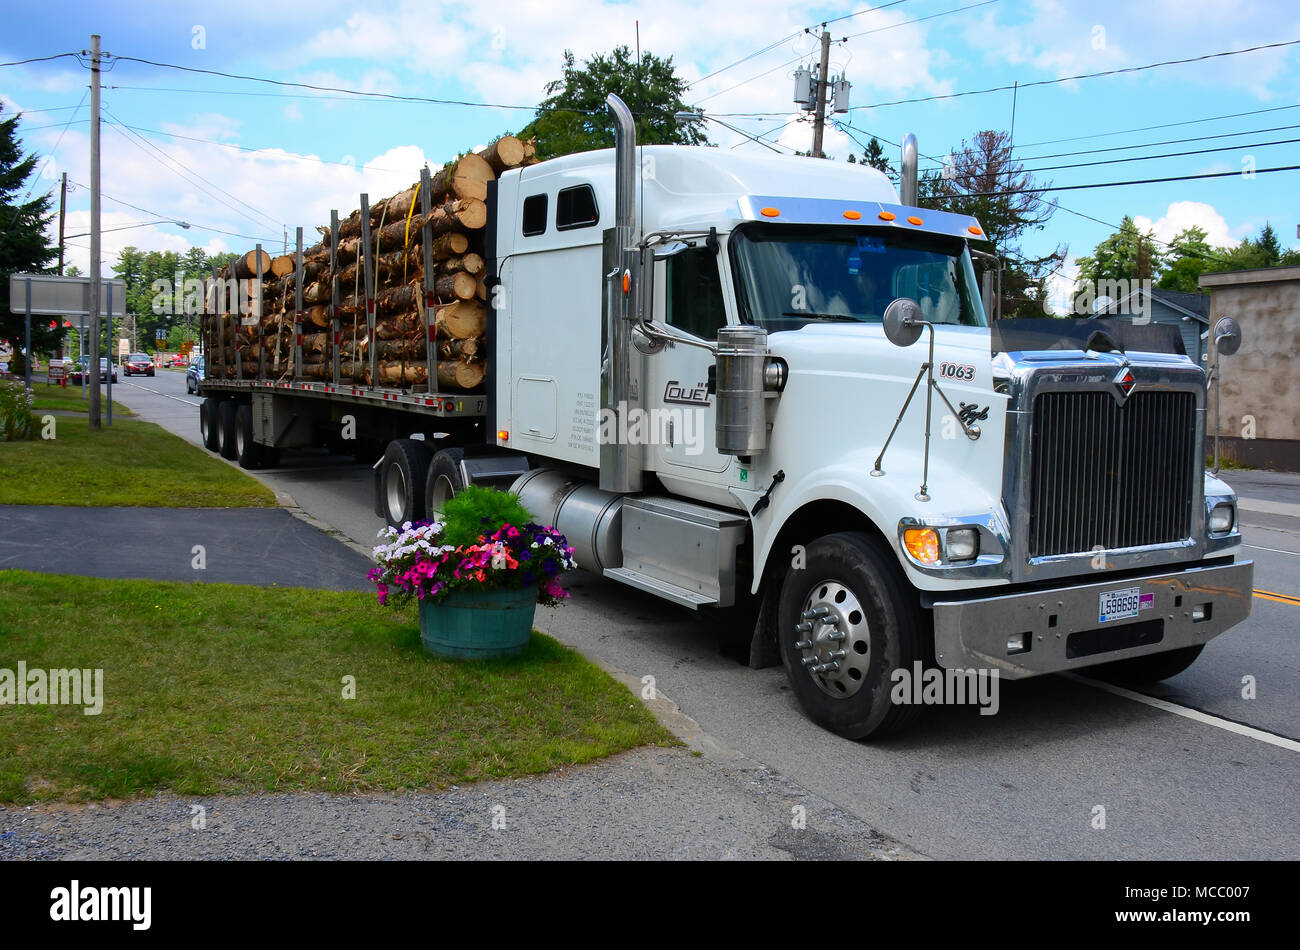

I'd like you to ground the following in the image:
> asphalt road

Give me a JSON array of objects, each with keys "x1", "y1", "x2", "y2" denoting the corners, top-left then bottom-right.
[{"x1": 114, "y1": 371, "x2": 1300, "y2": 859}]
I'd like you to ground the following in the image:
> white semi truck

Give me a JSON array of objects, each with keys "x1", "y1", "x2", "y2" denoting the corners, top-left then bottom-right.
[{"x1": 198, "y1": 95, "x2": 1253, "y2": 738}]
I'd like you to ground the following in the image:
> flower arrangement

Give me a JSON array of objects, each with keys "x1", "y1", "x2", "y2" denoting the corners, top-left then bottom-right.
[{"x1": 367, "y1": 487, "x2": 577, "y2": 609}]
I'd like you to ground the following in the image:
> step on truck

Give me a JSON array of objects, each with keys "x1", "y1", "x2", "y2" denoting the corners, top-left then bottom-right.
[{"x1": 198, "y1": 94, "x2": 1253, "y2": 738}]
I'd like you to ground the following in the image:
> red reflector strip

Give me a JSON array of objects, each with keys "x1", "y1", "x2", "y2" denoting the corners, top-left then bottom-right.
[{"x1": 367, "y1": 299, "x2": 375, "y2": 314}]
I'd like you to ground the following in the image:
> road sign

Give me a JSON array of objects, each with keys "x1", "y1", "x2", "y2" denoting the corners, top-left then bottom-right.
[
  {"x1": 7, "y1": 273, "x2": 126, "y2": 316},
  {"x1": 118, "y1": 339, "x2": 129, "y2": 355},
  {"x1": 48, "y1": 362, "x2": 67, "y2": 379}
]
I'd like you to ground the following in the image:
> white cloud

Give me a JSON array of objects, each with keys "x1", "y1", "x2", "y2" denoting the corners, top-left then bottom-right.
[{"x1": 1133, "y1": 200, "x2": 1240, "y2": 249}]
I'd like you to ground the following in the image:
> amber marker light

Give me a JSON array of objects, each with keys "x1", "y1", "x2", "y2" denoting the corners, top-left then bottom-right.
[
  {"x1": 843, "y1": 210, "x2": 862, "y2": 220},
  {"x1": 903, "y1": 528, "x2": 941, "y2": 565},
  {"x1": 760, "y1": 207, "x2": 781, "y2": 217},
  {"x1": 497, "y1": 430, "x2": 509, "y2": 441},
  {"x1": 968, "y1": 225, "x2": 984, "y2": 236},
  {"x1": 907, "y1": 215, "x2": 923, "y2": 226},
  {"x1": 878, "y1": 211, "x2": 896, "y2": 221},
  {"x1": 622, "y1": 270, "x2": 631, "y2": 294}
]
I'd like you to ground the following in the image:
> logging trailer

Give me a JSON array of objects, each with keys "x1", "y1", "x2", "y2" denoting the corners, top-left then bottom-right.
[{"x1": 197, "y1": 94, "x2": 1253, "y2": 738}]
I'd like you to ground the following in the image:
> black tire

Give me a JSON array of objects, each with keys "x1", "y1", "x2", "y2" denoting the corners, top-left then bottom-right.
[
  {"x1": 235, "y1": 403, "x2": 259, "y2": 469},
  {"x1": 218, "y1": 400, "x2": 239, "y2": 461},
  {"x1": 777, "y1": 532, "x2": 924, "y2": 740},
  {"x1": 1086, "y1": 645, "x2": 1204, "y2": 684},
  {"x1": 200, "y1": 398, "x2": 221, "y2": 452},
  {"x1": 424, "y1": 448, "x2": 466, "y2": 518},
  {"x1": 379, "y1": 439, "x2": 433, "y2": 527}
]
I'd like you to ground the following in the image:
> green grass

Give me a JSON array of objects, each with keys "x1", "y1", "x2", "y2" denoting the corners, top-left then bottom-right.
[
  {"x1": 0, "y1": 416, "x2": 274, "y2": 507},
  {"x1": 0, "y1": 571, "x2": 673, "y2": 803},
  {"x1": 28, "y1": 382, "x2": 134, "y2": 416}
]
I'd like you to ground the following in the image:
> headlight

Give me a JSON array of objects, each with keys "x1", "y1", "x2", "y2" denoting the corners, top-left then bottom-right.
[
  {"x1": 944, "y1": 527, "x2": 980, "y2": 561},
  {"x1": 1209, "y1": 502, "x2": 1235, "y2": 534}
]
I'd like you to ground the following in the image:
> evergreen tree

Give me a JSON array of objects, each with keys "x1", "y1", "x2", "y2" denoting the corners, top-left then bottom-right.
[{"x1": 0, "y1": 106, "x2": 59, "y2": 358}]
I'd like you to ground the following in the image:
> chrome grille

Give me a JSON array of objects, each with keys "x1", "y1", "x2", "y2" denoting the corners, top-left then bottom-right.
[{"x1": 1029, "y1": 390, "x2": 1197, "y2": 558}]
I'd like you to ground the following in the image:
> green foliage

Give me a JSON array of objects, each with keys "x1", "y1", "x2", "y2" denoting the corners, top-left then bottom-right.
[
  {"x1": 520, "y1": 46, "x2": 709, "y2": 159},
  {"x1": 1083, "y1": 220, "x2": 1299, "y2": 298},
  {"x1": 114, "y1": 245, "x2": 234, "y2": 353},
  {"x1": 846, "y1": 137, "x2": 894, "y2": 176},
  {"x1": 439, "y1": 485, "x2": 537, "y2": 547},
  {"x1": 0, "y1": 107, "x2": 60, "y2": 354},
  {"x1": 0, "y1": 378, "x2": 34, "y2": 441}
]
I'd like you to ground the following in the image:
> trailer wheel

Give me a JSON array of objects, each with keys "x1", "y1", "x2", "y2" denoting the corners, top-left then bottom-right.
[
  {"x1": 777, "y1": 532, "x2": 923, "y2": 739},
  {"x1": 235, "y1": 404, "x2": 260, "y2": 469},
  {"x1": 425, "y1": 448, "x2": 466, "y2": 517},
  {"x1": 200, "y1": 398, "x2": 221, "y2": 452},
  {"x1": 379, "y1": 439, "x2": 433, "y2": 527},
  {"x1": 1086, "y1": 644, "x2": 1204, "y2": 684},
  {"x1": 218, "y1": 400, "x2": 239, "y2": 460}
]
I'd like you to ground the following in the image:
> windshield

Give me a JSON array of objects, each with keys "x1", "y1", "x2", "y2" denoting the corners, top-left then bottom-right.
[{"x1": 730, "y1": 224, "x2": 986, "y2": 331}]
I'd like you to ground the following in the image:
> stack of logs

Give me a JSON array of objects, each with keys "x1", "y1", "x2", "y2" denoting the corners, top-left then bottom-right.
[{"x1": 204, "y1": 134, "x2": 537, "y2": 390}]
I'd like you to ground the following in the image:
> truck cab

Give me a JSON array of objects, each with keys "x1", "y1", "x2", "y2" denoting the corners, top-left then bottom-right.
[{"x1": 487, "y1": 96, "x2": 1252, "y2": 738}]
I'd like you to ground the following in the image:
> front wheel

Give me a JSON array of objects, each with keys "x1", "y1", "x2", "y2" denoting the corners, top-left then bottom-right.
[{"x1": 777, "y1": 532, "x2": 925, "y2": 739}]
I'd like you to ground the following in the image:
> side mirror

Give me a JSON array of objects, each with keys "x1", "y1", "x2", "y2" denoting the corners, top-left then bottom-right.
[
  {"x1": 882, "y1": 297, "x2": 924, "y2": 347},
  {"x1": 1213, "y1": 316, "x2": 1242, "y2": 356}
]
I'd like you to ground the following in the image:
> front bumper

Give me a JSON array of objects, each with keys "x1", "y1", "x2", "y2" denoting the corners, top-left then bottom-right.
[{"x1": 932, "y1": 560, "x2": 1253, "y2": 678}]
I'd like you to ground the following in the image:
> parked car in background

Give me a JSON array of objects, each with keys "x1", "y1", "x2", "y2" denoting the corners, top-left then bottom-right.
[
  {"x1": 69, "y1": 355, "x2": 117, "y2": 384},
  {"x1": 185, "y1": 358, "x2": 204, "y2": 394},
  {"x1": 124, "y1": 353, "x2": 155, "y2": 377},
  {"x1": 169, "y1": 354, "x2": 188, "y2": 367}
]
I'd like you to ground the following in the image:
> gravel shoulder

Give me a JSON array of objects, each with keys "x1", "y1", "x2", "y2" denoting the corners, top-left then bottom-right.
[{"x1": 0, "y1": 746, "x2": 918, "y2": 861}]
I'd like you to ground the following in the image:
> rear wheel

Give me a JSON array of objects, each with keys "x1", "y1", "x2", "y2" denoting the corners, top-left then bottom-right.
[
  {"x1": 778, "y1": 532, "x2": 924, "y2": 739},
  {"x1": 200, "y1": 398, "x2": 221, "y2": 452},
  {"x1": 379, "y1": 439, "x2": 433, "y2": 527},
  {"x1": 424, "y1": 448, "x2": 466, "y2": 518},
  {"x1": 218, "y1": 400, "x2": 239, "y2": 461},
  {"x1": 1087, "y1": 644, "x2": 1204, "y2": 684},
  {"x1": 235, "y1": 403, "x2": 259, "y2": 469}
]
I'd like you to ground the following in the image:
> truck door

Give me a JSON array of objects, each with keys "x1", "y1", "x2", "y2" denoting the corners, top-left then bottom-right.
[{"x1": 648, "y1": 247, "x2": 731, "y2": 475}]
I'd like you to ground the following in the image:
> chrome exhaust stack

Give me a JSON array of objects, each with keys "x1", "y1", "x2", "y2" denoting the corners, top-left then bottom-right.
[
  {"x1": 900, "y1": 133, "x2": 918, "y2": 207},
  {"x1": 600, "y1": 93, "x2": 643, "y2": 493}
]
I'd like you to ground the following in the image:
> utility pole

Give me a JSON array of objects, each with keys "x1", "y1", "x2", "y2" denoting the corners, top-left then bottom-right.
[
  {"x1": 88, "y1": 33, "x2": 102, "y2": 430},
  {"x1": 811, "y1": 27, "x2": 832, "y2": 159},
  {"x1": 56, "y1": 172, "x2": 67, "y2": 359},
  {"x1": 57, "y1": 172, "x2": 67, "y2": 275}
]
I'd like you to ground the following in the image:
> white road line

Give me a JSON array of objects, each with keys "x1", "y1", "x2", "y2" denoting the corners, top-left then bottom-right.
[
  {"x1": 1065, "y1": 673, "x2": 1300, "y2": 753},
  {"x1": 1244, "y1": 543, "x2": 1300, "y2": 557},
  {"x1": 120, "y1": 380, "x2": 202, "y2": 407}
]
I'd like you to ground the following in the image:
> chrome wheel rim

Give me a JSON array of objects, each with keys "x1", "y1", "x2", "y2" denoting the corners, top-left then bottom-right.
[
  {"x1": 386, "y1": 463, "x2": 407, "y2": 523},
  {"x1": 796, "y1": 580, "x2": 871, "y2": 698},
  {"x1": 429, "y1": 474, "x2": 455, "y2": 515},
  {"x1": 236, "y1": 425, "x2": 246, "y2": 457}
]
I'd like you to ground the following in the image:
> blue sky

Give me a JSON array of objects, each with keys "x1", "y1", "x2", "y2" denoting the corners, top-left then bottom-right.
[{"x1": 3, "y1": 0, "x2": 1298, "y2": 308}]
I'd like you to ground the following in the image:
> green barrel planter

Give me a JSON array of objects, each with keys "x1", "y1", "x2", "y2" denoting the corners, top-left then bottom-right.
[{"x1": 419, "y1": 585, "x2": 537, "y2": 658}]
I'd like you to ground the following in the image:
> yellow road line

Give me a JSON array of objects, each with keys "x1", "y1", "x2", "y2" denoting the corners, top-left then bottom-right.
[{"x1": 1254, "y1": 588, "x2": 1300, "y2": 606}]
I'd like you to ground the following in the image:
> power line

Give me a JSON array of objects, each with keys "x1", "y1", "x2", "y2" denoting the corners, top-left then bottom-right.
[
  {"x1": 688, "y1": 1, "x2": 916, "y2": 90},
  {"x1": 107, "y1": 54, "x2": 547, "y2": 112},
  {"x1": 956, "y1": 163, "x2": 1300, "y2": 197},
  {"x1": 0, "y1": 52, "x2": 81, "y2": 68},
  {"x1": 693, "y1": 0, "x2": 1003, "y2": 109},
  {"x1": 1014, "y1": 102, "x2": 1300, "y2": 150},
  {"x1": 1014, "y1": 134, "x2": 1300, "y2": 177},
  {"x1": 68, "y1": 181, "x2": 282, "y2": 244},
  {"x1": 102, "y1": 106, "x2": 286, "y2": 233},
  {"x1": 851, "y1": 37, "x2": 1300, "y2": 112}
]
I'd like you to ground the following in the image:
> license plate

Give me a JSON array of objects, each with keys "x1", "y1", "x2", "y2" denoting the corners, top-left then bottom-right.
[{"x1": 1098, "y1": 586, "x2": 1142, "y2": 623}]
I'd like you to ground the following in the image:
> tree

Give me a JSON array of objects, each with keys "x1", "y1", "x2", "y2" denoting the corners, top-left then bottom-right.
[
  {"x1": 1156, "y1": 225, "x2": 1214, "y2": 293},
  {"x1": 846, "y1": 136, "x2": 894, "y2": 176},
  {"x1": 519, "y1": 46, "x2": 709, "y2": 160},
  {"x1": 918, "y1": 130, "x2": 1066, "y2": 319},
  {"x1": 1074, "y1": 215, "x2": 1166, "y2": 300},
  {"x1": 0, "y1": 106, "x2": 60, "y2": 357}
]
